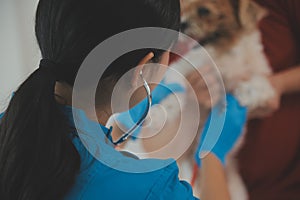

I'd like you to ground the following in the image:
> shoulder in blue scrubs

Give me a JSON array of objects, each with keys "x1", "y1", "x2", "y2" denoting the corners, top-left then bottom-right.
[{"x1": 48, "y1": 107, "x2": 198, "y2": 200}]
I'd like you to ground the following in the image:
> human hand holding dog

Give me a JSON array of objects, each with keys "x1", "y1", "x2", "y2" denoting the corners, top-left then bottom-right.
[
  {"x1": 248, "y1": 74, "x2": 283, "y2": 119},
  {"x1": 195, "y1": 94, "x2": 247, "y2": 166},
  {"x1": 249, "y1": 66, "x2": 300, "y2": 119},
  {"x1": 186, "y1": 65, "x2": 222, "y2": 109}
]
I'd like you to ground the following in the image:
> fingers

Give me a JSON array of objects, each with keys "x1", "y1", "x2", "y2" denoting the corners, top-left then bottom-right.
[
  {"x1": 248, "y1": 92, "x2": 281, "y2": 120},
  {"x1": 195, "y1": 84, "x2": 221, "y2": 108},
  {"x1": 187, "y1": 65, "x2": 211, "y2": 84},
  {"x1": 186, "y1": 66, "x2": 222, "y2": 108},
  {"x1": 248, "y1": 103, "x2": 277, "y2": 119},
  {"x1": 248, "y1": 108, "x2": 272, "y2": 119}
]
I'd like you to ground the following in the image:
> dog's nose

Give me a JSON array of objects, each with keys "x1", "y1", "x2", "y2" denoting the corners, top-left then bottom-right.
[
  {"x1": 181, "y1": 22, "x2": 189, "y2": 32},
  {"x1": 197, "y1": 7, "x2": 211, "y2": 17}
]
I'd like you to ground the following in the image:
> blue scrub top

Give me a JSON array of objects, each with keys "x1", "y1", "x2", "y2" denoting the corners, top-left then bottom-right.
[{"x1": 0, "y1": 107, "x2": 198, "y2": 200}]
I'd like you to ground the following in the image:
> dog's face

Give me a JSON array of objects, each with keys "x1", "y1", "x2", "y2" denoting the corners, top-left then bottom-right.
[{"x1": 181, "y1": 0, "x2": 266, "y2": 46}]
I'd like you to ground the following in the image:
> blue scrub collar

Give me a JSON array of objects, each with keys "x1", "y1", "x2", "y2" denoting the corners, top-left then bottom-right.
[{"x1": 62, "y1": 105, "x2": 113, "y2": 139}]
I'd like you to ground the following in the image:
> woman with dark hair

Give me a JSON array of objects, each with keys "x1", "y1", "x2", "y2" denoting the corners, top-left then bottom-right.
[{"x1": 0, "y1": 0, "x2": 246, "y2": 199}]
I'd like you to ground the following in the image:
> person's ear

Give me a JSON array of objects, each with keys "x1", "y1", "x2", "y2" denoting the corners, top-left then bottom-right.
[{"x1": 131, "y1": 52, "x2": 155, "y2": 87}]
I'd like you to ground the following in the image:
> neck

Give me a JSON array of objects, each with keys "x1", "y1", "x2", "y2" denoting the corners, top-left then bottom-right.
[
  {"x1": 55, "y1": 82, "x2": 111, "y2": 125},
  {"x1": 85, "y1": 107, "x2": 111, "y2": 125}
]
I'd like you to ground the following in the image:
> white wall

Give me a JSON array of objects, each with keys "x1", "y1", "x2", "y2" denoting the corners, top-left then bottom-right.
[{"x1": 0, "y1": 0, "x2": 40, "y2": 111}]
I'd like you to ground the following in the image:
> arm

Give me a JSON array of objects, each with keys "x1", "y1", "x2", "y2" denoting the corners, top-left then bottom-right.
[
  {"x1": 248, "y1": 0, "x2": 300, "y2": 119},
  {"x1": 272, "y1": 65, "x2": 300, "y2": 95},
  {"x1": 249, "y1": 66, "x2": 300, "y2": 119},
  {"x1": 195, "y1": 94, "x2": 247, "y2": 200},
  {"x1": 200, "y1": 154, "x2": 230, "y2": 200}
]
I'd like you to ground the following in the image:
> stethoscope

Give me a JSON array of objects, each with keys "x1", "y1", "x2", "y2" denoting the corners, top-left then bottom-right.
[{"x1": 105, "y1": 70, "x2": 152, "y2": 146}]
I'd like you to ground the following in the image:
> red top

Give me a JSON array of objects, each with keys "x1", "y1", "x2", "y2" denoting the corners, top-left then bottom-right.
[{"x1": 238, "y1": 0, "x2": 300, "y2": 199}]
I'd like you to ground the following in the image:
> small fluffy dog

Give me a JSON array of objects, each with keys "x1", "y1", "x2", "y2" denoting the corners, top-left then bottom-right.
[
  {"x1": 180, "y1": 0, "x2": 274, "y2": 110},
  {"x1": 170, "y1": 0, "x2": 275, "y2": 199}
]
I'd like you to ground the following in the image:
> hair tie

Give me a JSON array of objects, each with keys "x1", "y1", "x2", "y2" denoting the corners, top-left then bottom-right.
[
  {"x1": 39, "y1": 59, "x2": 61, "y2": 80},
  {"x1": 39, "y1": 59, "x2": 80, "y2": 83}
]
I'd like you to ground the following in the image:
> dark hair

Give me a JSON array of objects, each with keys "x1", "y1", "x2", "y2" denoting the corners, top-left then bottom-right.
[{"x1": 0, "y1": 0, "x2": 180, "y2": 199}]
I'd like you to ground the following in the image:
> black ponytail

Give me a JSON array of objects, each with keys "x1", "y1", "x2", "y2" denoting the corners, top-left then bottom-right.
[
  {"x1": 0, "y1": 0, "x2": 180, "y2": 199},
  {"x1": 0, "y1": 66, "x2": 80, "y2": 199}
]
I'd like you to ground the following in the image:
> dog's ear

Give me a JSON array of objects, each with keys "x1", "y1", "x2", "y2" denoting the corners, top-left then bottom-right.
[
  {"x1": 238, "y1": 0, "x2": 268, "y2": 29},
  {"x1": 181, "y1": 0, "x2": 195, "y2": 13}
]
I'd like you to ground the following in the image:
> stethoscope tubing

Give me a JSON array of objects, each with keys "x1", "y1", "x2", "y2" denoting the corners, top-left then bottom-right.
[{"x1": 107, "y1": 70, "x2": 152, "y2": 146}]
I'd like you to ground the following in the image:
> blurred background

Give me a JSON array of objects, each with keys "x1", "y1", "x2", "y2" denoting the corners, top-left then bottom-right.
[{"x1": 0, "y1": 0, "x2": 39, "y2": 111}]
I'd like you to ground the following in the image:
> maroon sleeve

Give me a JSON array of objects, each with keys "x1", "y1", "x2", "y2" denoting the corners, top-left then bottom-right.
[{"x1": 255, "y1": 0, "x2": 300, "y2": 71}]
